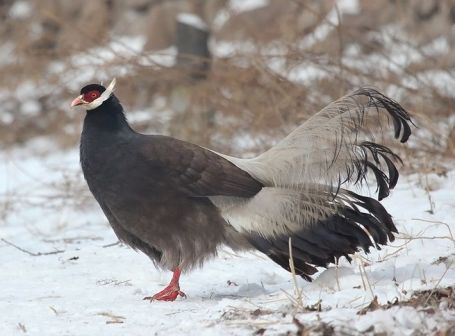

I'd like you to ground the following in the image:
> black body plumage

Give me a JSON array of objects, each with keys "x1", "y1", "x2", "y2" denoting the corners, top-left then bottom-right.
[
  {"x1": 78, "y1": 85, "x2": 413, "y2": 281},
  {"x1": 80, "y1": 94, "x2": 262, "y2": 271}
]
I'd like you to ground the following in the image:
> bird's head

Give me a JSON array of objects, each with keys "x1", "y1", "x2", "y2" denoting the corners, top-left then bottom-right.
[{"x1": 71, "y1": 78, "x2": 116, "y2": 111}]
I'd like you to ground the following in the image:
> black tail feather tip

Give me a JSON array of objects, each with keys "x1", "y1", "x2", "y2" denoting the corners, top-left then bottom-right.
[
  {"x1": 354, "y1": 87, "x2": 415, "y2": 143},
  {"x1": 247, "y1": 191, "x2": 397, "y2": 281}
]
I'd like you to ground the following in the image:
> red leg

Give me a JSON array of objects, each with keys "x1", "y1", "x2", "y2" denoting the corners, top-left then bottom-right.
[{"x1": 144, "y1": 267, "x2": 186, "y2": 302}]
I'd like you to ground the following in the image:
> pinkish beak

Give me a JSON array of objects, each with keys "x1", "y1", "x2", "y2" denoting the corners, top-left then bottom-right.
[{"x1": 71, "y1": 95, "x2": 86, "y2": 107}]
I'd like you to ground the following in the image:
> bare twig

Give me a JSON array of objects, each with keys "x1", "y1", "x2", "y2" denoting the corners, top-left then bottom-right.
[
  {"x1": 356, "y1": 255, "x2": 375, "y2": 299},
  {"x1": 1, "y1": 238, "x2": 65, "y2": 256},
  {"x1": 335, "y1": 262, "x2": 341, "y2": 291},
  {"x1": 288, "y1": 237, "x2": 304, "y2": 312},
  {"x1": 49, "y1": 306, "x2": 59, "y2": 316},
  {"x1": 423, "y1": 261, "x2": 453, "y2": 306},
  {"x1": 411, "y1": 218, "x2": 454, "y2": 241},
  {"x1": 17, "y1": 323, "x2": 26, "y2": 333},
  {"x1": 398, "y1": 235, "x2": 455, "y2": 244},
  {"x1": 96, "y1": 311, "x2": 126, "y2": 324},
  {"x1": 102, "y1": 241, "x2": 121, "y2": 248}
]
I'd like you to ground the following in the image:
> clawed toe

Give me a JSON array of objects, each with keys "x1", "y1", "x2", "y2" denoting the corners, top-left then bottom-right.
[
  {"x1": 143, "y1": 268, "x2": 186, "y2": 302},
  {"x1": 144, "y1": 287, "x2": 187, "y2": 302}
]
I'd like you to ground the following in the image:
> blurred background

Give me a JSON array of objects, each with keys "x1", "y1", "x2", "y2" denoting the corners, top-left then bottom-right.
[
  {"x1": 1, "y1": 0, "x2": 454, "y2": 155},
  {"x1": 0, "y1": 0, "x2": 454, "y2": 229}
]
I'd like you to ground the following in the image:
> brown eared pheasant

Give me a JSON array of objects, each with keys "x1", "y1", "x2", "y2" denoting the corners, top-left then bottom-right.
[{"x1": 72, "y1": 79, "x2": 413, "y2": 301}]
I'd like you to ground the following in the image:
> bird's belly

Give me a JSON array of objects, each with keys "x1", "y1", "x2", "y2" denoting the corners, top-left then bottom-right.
[
  {"x1": 103, "y1": 191, "x2": 228, "y2": 270},
  {"x1": 82, "y1": 158, "x2": 229, "y2": 270}
]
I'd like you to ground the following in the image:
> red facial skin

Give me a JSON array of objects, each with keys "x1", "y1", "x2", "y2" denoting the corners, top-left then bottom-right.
[
  {"x1": 83, "y1": 90, "x2": 101, "y2": 103},
  {"x1": 71, "y1": 90, "x2": 101, "y2": 107}
]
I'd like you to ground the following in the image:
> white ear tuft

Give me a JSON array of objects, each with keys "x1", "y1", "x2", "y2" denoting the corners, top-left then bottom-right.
[{"x1": 105, "y1": 78, "x2": 116, "y2": 93}]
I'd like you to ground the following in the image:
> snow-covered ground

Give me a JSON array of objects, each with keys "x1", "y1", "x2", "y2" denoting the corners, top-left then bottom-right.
[
  {"x1": 2, "y1": 0, "x2": 454, "y2": 333},
  {"x1": 0, "y1": 139, "x2": 454, "y2": 335}
]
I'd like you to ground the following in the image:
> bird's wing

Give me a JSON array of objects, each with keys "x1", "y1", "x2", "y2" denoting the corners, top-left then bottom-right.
[
  {"x1": 138, "y1": 136, "x2": 263, "y2": 198},
  {"x1": 221, "y1": 88, "x2": 413, "y2": 200}
]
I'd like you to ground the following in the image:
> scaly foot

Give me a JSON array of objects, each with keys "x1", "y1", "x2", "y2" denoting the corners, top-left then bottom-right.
[
  {"x1": 143, "y1": 267, "x2": 186, "y2": 302},
  {"x1": 144, "y1": 285, "x2": 186, "y2": 301}
]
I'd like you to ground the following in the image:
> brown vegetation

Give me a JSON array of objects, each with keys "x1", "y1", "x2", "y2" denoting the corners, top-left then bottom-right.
[{"x1": 1, "y1": 0, "x2": 454, "y2": 169}]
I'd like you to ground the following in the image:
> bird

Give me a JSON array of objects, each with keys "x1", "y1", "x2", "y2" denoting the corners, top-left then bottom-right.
[{"x1": 72, "y1": 79, "x2": 413, "y2": 301}]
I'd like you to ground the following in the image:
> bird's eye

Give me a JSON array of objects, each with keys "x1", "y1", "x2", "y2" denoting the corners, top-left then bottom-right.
[{"x1": 84, "y1": 90, "x2": 101, "y2": 102}]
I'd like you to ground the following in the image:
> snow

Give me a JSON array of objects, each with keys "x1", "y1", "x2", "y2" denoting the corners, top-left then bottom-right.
[
  {"x1": 8, "y1": 0, "x2": 32, "y2": 19},
  {"x1": 413, "y1": 71, "x2": 455, "y2": 98},
  {"x1": 0, "y1": 42, "x2": 15, "y2": 66},
  {"x1": 177, "y1": 13, "x2": 208, "y2": 31},
  {"x1": 0, "y1": 1, "x2": 454, "y2": 331},
  {"x1": 338, "y1": 0, "x2": 360, "y2": 15},
  {"x1": 0, "y1": 111, "x2": 14, "y2": 124},
  {"x1": 20, "y1": 100, "x2": 41, "y2": 116},
  {"x1": 299, "y1": 0, "x2": 360, "y2": 49},
  {"x1": 1, "y1": 138, "x2": 454, "y2": 335},
  {"x1": 71, "y1": 36, "x2": 146, "y2": 68},
  {"x1": 229, "y1": 0, "x2": 270, "y2": 13}
]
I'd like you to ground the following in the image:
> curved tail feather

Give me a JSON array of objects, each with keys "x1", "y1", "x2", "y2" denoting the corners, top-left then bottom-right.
[
  {"x1": 245, "y1": 190, "x2": 396, "y2": 280},
  {"x1": 214, "y1": 88, "x2": 413, "y2": 279}
]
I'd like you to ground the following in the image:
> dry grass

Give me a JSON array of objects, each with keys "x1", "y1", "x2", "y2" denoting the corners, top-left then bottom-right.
[
  {"x1": 0, "y1": 0, "x2": 453, "y2": 170},
  {"x1": 357, "y1": 286, "x2": 455, "y2": 315}
]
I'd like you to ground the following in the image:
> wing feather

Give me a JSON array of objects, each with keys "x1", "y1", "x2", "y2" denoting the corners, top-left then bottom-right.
[{"x1": 139, "y1": 136, "x2": 263, "y2": 198}]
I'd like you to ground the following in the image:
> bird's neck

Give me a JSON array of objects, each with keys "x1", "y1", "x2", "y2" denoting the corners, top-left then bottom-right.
[{"x1": 83, "y1": 97, "x2": 133, "y2": 136}]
